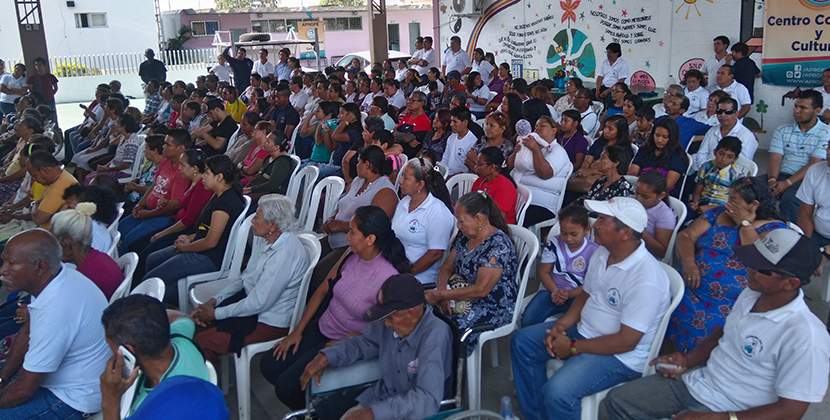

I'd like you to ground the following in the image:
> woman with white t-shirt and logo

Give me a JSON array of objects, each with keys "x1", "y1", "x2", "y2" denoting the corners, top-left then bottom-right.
[
  {"x1": 465, "y1": 71, "x2": 491, "y2": 119},
  {"x1": 392, "y1": 157, "x2": 455, "y2": 285}
]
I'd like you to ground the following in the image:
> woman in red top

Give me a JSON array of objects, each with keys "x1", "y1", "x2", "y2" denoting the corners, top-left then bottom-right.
[
  {"x1": 472, "y1": 146, "x2": 518, "y2": 224},
  {"x1": 239, "y1": 121, "x2": 273, "y2": 185}
]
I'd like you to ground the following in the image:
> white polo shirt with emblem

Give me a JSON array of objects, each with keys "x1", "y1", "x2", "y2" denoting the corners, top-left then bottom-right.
[
  {"x1": 717, "y1": 81, "x2": 752, "y2": 109},
  {"x1": 578, "y1": 240, "x2": 670, "y2": 372},
  {"x1": 391, "y1": 193, "x2": 455, "y2": 284},
  {"x1": 597, "y1": 58, "x2": 629, "y2": 88},
  {"x1": 442, "y1": 48, "x2": 472, "y2": 76},
  {"x1": 441, "y1": 129, "x2": 478, "y2": 176},
  {"x1": 683, "y1": 288, "x2": 830, "y2": 412}
]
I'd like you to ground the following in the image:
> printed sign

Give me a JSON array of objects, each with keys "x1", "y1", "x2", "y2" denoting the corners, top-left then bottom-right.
[
  {"x1": 298, "y1": 20, "x2": 326, "y2": 59},
  {"x1": 762, "y1": 0, "x2": 830, "y2": 86}
]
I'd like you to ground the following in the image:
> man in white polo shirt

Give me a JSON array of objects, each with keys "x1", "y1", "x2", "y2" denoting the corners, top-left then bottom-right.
[
  {"x1": 0, "y1": 229, "x2": 111, "y2": 417},
  {"x1": 512, "y1": 197, "x2": 670, "y2": 420},
  {"x1": 690, "y1": 97, "x2": 756, "y2": 173},
  {"x1": 596, "y1": 42, "x2": 629, "y2": 101},
  {"x1": 601, "y1": 228, "x2": 830, "y2": 420},
  {"x1": 714, "y1": 65, "x2": 751, "y2": 118},
  {"x1": 796, "y1": 144, "x2": 830, "y2": 249},
  {"x1": 442, "y1": 36, "x2": 472, "y2": 78},
  {"x1": 700, "y1": 35, "x2": 732, "y2": 92},
  {"x1": 252, "y1": 48, "x2": 275, "y2": 78},
  {"x1": 442, "y1": 106, "x2": 478, "y2": 176}
]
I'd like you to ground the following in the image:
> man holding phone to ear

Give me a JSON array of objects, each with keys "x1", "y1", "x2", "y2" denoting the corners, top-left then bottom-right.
[{"x1": 99, "y1": 295, "x2": 210, "y2": 419}]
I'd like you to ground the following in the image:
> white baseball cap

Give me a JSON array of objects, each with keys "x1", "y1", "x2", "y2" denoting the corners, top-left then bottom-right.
[{"x1": 584, "y1": 197, "x2": 648, "y2": 233}]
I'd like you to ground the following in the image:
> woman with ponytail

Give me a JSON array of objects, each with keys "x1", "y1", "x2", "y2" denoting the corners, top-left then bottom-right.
[
  {"x1": 261, "y1": 205, "x2": 410, "y2": 410},
  {"x1": 425, "y1": 191, "x2": 518, "y2": 353},
  {"x1": 52, "y1": 203, "x2": 123, "y2": 300},
  {"x1": 142, "y1": 154, "x2": 246, "y2": 305},
  {"x1": 472, "y1": 146, "x2": 519, "y2": 223},
  {"x1": 393, "y1": 156, "x2": 454, "y2": 284}
]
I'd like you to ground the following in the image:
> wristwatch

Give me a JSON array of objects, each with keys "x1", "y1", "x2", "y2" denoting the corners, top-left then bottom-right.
[{"x1": 740, "y1": 220, "x2": 752, "y2": 229}]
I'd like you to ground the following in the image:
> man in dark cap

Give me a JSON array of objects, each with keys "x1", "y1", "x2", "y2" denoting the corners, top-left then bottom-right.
[
  {"x1": 300, "y1": 274, "x2": 452, "y2": 420},
  {"x1": 600, "y1": 229, "x2": 830, "y2": 420}
]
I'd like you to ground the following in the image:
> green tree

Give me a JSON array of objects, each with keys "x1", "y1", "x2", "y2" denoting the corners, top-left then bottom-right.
[
  {"x1": 166, "y1": 25, "x2": 192, "y2": 50},
  {"x1": 320, "y1": 0, "x2": 365, "y2": 7},
  {"x1": 215, "y1": 0, "x2": 253, "y2": 8}
]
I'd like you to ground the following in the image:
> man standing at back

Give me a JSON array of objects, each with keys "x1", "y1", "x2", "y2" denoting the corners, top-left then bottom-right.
[
  {"x1": 511, "y1": 197, "x2": 670, "y2": 420},
  {"x1": 0, "y1": 229, "x2": 111, "y2": 418},
  {"x1": 700, "y1": 36, "x2": 731, "y2": 92},
  {"x1": 222, "y1": 45, "x2": 254, "y2": 95},
  {"x1": 27, "y1": 57, "x2": 59, "y2": 123},
  {"x1": 442, "y1": 36, "x2": 472, "y2": 78},
  {"x1": 253, "y1": 49, "x2": 275, "y2": 79},
  {"x1": 139, "y1": 49, "x2": 167, "y2": 93}
]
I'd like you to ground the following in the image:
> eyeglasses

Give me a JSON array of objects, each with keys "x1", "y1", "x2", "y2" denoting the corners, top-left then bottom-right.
[{"x1": 716, "y1": 108, "x2": 737, "y2": 115}]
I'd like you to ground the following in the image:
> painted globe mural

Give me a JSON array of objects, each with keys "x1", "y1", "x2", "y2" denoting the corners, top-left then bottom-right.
[{"x1": 546, "y1": 28, "x2": 596, "y2": 80}]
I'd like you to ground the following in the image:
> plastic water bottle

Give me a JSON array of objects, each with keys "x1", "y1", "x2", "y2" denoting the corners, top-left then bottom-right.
[{"x1": 501, "y1": 396, "x2": 515, "y2": 419}]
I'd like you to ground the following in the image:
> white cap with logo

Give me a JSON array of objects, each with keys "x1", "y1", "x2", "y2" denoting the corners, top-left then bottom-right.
[{"x1": 584, "y1": 197, "x2": 648, "y2": 233}]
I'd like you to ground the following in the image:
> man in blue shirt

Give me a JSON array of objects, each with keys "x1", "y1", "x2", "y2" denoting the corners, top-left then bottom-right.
[
  {"x1": 767, "y1": 89, "x2": 829, "y2": 222},
  {"x1": 656, "y1": 94, "x2": 711, "y2": 150},
  {"x1": 275, "y1": 48, "x2": 292, "y2": 82},
  {"x1": 730, "y1": 42, "x2": 761, "y2": 103},
  {"x1": 222, "y1": 46, "x2": 254, "y2": 95}
]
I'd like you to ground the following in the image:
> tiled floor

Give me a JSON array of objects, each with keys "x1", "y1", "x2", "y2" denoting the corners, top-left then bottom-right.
[{"x1": 49, "y1": 104, "x2": 830, "y2": 419}]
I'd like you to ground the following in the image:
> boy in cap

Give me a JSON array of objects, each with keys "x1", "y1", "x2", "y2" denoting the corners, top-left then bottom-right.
[
  {"x1": 512, "y1": 197, "x2": 671, "y2": 420},
  {"x1": 299, "y1": 274, "x2": 452, "y2": 420},
  {"x1": 601, "y1": 228, "x2": 830, "y2": 420}
]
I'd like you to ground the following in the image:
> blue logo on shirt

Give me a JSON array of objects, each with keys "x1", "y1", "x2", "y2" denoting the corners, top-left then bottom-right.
[
  {"x1": 607, "y1": 288, "x2": 621, "y2": 306},
  {"x1": 742, "y1": 336, "x2": 763, "y2": 358}
]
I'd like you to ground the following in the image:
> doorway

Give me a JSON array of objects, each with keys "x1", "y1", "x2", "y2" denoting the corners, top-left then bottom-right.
[
  {"x1": 409, "y1": 22, "x2": 421, "y2": 54},
  {"x1": 388, "y1": 23, "x2": 400, "y2": 51}
]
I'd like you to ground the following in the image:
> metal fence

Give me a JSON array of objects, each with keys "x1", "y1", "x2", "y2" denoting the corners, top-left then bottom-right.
[{"x1": 3, "y1": 48, "x2": 218, "y2": 78}]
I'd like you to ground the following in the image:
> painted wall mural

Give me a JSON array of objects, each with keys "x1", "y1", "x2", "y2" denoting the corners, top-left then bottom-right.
[{"x1": 439, "y1": 0, "x2": 707, "y2": 87}]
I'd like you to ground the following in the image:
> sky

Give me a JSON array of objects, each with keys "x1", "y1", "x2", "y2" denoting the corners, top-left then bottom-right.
[{"x1": 160, "y1": 0, "x2": 314, "y2": 11}]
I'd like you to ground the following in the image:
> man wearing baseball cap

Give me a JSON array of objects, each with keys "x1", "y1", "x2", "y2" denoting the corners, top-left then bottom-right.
[
  {"x1": 601, "y1": 228, "x2": 830, "y2": 420},
  {"x1": 299, "y1": 274, "x2": 452, "y2": 420},
  {"x1": 512, "y1": 197, "x2": 671, "y2": 420}
]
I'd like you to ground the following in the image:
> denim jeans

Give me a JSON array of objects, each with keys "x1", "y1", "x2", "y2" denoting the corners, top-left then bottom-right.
[
  {"x1": 0, "y1": 387, "x2": 86, "y2": 419},
  {"x1": 118, "y1": 214, "x2": 174, "y2": 256},
  {"x1": 521, "y1": 291, "x2": 575, "y2": 327},
  {"x1": 599, "y1": 373, "x2": 711, "y2": 420},
  {"x1": 143, "y1": 245, "x2": 218, "y2": 305},
  {"x1": 294, "y1": 134, "x2": 315, "y2": 160},
  {"x1": 316, "y1": 163, "x2": 342, "y2": 178},
  {"x1": 511, "y1": 322, "x2": 641, "y2": 420}
]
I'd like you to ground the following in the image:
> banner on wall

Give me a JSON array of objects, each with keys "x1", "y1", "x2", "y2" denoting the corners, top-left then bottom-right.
[
  {"x1": 762, "y1": 0, "x2": 830, "y2": 86},
  {"x1": 297, "y1": 20, "x2": 325, "y2": 59}
]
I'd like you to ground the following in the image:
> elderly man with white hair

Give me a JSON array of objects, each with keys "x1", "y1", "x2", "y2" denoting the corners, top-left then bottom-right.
[{"x1": 190, "y1": 194, "x2": 310, "y2": 366}]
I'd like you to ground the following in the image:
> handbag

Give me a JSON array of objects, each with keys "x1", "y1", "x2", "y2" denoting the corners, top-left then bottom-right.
[{"x1": 447, "y1": 273, "x2": 472, "y2": 315}]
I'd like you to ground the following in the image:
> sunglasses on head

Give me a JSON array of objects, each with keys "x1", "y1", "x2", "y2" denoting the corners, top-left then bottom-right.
[{"x1": 716, "y1": 108, "x2": 737, "y2": 115}]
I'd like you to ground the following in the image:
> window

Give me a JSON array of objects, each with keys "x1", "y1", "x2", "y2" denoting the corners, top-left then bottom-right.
[
  {"x1": 323, "y1": 17, "x2": 362, "y2": 31},
  {"x1": 191, "y1": 20, "x2": 219, "y2": 37},
  {"x1": 250, "y1": 19, "x2": 298, "y2": 33},
  {"x1": 75, "y1": 13, "x2": 107, "y2": 28}
]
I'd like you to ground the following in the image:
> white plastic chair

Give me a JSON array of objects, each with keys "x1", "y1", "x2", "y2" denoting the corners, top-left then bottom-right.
[
  {"x1": 176, "y1": 197, "x2": 251, "y2": 312},
  {"x1": 528, "y1": 163, "x2": 574, "y2": 241},
  {"x1": 515, "y1": 184, "x2": 533, "y2": 227},
  {"x1": 299, "y1": 176, "x2": 345, "y2": 234},
  {"x1": 287, "y1": 126, "x2": 300, "y2": 155},
  {"x1": 663, "y1": 197, "x2": 688, "y2": 266},
  {"x1": 109, "y1": 252, "x2": 139, "y2": 304},
  {"x1": 108, "y1": 207, "x2": 124, "y2": 235},
  {"x1": 545, "y1": 262, "x2": 685, "y2": 420},
  {"x1": 231, "y1": 233, "x2": 321, "y2": 420},
  {"x1": 130, "y1": 277, "x2": 165, "y2": 301},
  {"x1": 119, "y1": 134, "x2": 146, "y2": 184},
  {"x1": 466, "y1": 225, "x2": 539, "y2": 410},
  {"x1": 623, "y1": 175, "x2": 639, "y2": 186},
  {"x1": 676, "y1": 150, "x2": 695, "y2": 199},
  {"x1": 445, "y1": 173, "x2": 478, "y2": 200},
  {"x1": 107, "y1": 231, "x2": 121, "y2": 259},
  {"x1": 436, "y1": 161, "x2": 450, "y2": 179},
  {"x1": 206, "y1": 360, "x2": 218, "y2": 385},
  {"x1": 286, "y1": 165, "x2": 320, "y2": 220},
  {"x1": 735, "y1": 156, "x2": 758, "y2": 176}
]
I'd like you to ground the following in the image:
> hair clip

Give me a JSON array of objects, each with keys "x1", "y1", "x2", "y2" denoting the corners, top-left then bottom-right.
[{"x1": 477, "y1": 190, "x2": 489, "y2": 200}]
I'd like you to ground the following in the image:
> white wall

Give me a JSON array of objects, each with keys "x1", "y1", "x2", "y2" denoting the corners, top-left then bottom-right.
[
  {"x1": 0, "y1": 0, "x2": 158, "y2": 60},
  {"x1": 55, "y1": 68, "x2": 205, "y2": 104}
]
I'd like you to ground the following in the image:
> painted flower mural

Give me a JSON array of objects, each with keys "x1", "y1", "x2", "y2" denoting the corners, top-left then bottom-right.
[{"x1": 546, "y1": 28, "x2": 597, "y2": 80}]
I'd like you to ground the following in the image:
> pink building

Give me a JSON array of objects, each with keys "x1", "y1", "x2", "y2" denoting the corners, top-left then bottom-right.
[{"x1": 160, "y1": 4, "x2": 433, "y2": 64}]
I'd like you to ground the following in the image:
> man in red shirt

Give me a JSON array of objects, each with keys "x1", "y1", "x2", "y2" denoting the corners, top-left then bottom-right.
[
  {"x1": 117, "y1": 128, "x2": 193, "y2": 254},
  {"x1": 395, "y1": 91, "x2": 433, "y2": 158},
  {"x1": 27, "y1": 57, "x2": 59, "y2": 123}
]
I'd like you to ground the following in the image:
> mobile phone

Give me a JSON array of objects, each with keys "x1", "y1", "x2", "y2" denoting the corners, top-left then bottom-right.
[
  {"x1": 118, "y1": 345, "x2": 137, "y2": 379},
  {"x1": 655, "y1": 362, "x2": 683, "y2": 374}
]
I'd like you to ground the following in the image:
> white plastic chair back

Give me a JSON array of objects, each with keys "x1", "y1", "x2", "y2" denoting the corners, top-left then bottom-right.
[
  {"x1": 546, "y1": 262, "x2": 685, "y2": 420},
  {"x1": 787, "y1": 221, "x2": 805, "y2": 234},
  {"x1": 436, "y1": 161, "x2": 449, "y2": 179},
  {"x1": 735, "y1": 156, "x2": 758, "y2": 176},
  {"x1": 445, "y1": 173, "x2": 478, "y2": 199},
  {"x1": 623, "y1": 175, "x2": 639, "y2": 187},
  {"x1": 177, "y1": 198, "x2": 251, "y2": 311},
  {"x1": 107, "y1": 231, "x2": 121, "y2": 259},
  {"x1": 677, "y1": 150, "x2": 695, "y2": 199},
  {"x1": 288, "y1": 165, "x2": 320, "y2": 221},
  {"x1": 232, "y1": 233, "x2": 321, "y2": 420},
  {"x1": 664, "y1": 197, "x2": 688, "y2": 266},
  {"x1": 466, "y1": 225, "x2": 539, "y2": 410},
  {"x1": 119, "y1": 135, "x2": 147, "y2": 184},
  {"x1": 302, "y1": 176, "x2": 345, "y2": 232},
  {"x1": 109, "y1": 252, "x2": 139, "y2": 304},
  {"x1": 631, "y1": 143, "x2": 639, "y2": 156},
  {"x1": 287, "y1": 126, "x2": 300, "y2": 155},
  {"x1": 130, "y1": 277, "x2": 165, "y2": 301},
  {"x1": 206, "y1": 361, "x2": 218, "y2": 385},
  {"x1": 515, "y1": 184, "x2": 533, "y2": 227},
  {"x1": 555, "y1": 162, "x2": 574, "y2": 215},
  {"x1": 108, "y1": 207, "x2": 124, "y2": 235},
  {"x1": 591, "y1": 100, "x2": 605, "y2": 117},
  {"x1": 398, "y1": 153, "x2": 408, "y2": 170},
  {"x1": 527, "y1": 162, "x2": 573, "y2": 243}
]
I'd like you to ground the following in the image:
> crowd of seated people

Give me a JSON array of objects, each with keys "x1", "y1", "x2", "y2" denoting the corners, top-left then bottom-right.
[{"x1": 0, "y1": 34, "x2": 828, "y2": 420}]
